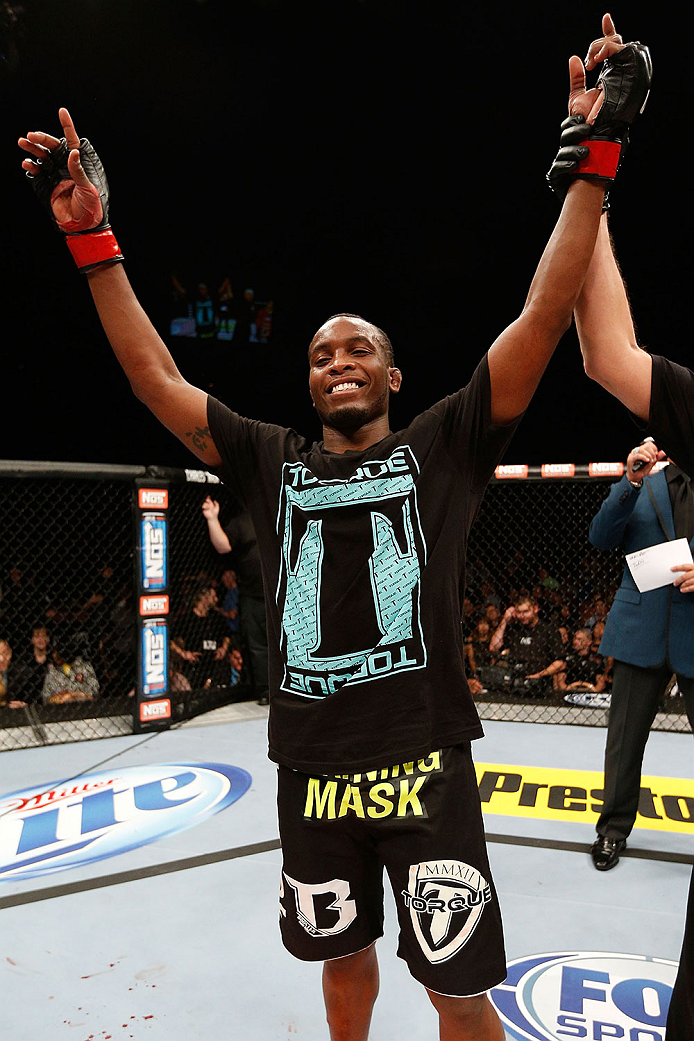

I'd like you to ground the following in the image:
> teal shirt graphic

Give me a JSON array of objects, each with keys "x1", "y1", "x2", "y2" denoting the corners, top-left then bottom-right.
[{"x1": 277, "y1": 446, "x2": 428, "y2": 699}]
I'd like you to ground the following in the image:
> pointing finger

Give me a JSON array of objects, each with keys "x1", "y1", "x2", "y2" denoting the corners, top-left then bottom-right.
[
  {"x1": 602, "y1": 12, "x2": 616, "y2": 37},
  {"x1": 59, "y1": 107, "x2": 80, "y2": 151}
]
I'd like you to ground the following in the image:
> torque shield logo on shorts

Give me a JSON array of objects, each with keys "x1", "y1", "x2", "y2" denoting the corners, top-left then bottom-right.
[
  {"x1": 402, "y1": 860, "x2": 491, "y2": 963},
  {"x1": 489, "y1": 951, "x2": 676, "y2": 1040},
  {"x1": 276, "y1": 446, "x2": 427, "y2": 699}
]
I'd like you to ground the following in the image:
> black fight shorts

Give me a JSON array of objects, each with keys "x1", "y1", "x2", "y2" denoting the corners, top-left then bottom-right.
[{"x1": 277, "y1": 744, "x2": 506, "y2": 997}]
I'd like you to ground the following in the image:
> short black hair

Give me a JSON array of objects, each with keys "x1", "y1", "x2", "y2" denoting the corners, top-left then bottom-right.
[{"x1": 309, "y1": 313, "x2": 395, "y2": 367}]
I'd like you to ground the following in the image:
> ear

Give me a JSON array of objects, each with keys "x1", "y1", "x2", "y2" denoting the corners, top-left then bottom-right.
[{"x1": 388, "y1": 367, "x2": 402, "y2": 394}]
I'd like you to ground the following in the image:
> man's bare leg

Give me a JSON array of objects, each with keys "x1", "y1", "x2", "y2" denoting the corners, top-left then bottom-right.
[
  {"x1": 322, "y1": 943, "x2": 379, "y2": 1041},
  {"x1": 427, "y1": 990, "x2": 505, "y2": 1041}
]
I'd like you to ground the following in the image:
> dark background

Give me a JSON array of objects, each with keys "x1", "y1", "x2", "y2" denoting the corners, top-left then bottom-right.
[{"x1": 1, "y1": 1, "x2": 687, "y2": 468}]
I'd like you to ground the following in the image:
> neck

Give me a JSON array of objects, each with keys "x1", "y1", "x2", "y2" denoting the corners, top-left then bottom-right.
[{"x1": 321, "y1": 415, "x2": 392, "y2": 454}]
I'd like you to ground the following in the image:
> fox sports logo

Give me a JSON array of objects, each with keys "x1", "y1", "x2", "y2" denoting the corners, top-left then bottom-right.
[
  {"x1": 0, "y1": 762, "x2": 251, "y2": 881},
  {"x1": 490, "y1": 951, "x2": 677, "y2": 1041}
]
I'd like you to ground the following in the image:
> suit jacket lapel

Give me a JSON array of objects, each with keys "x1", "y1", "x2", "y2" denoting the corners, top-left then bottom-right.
[{"x1": 650, "y1": 469, "x2": 676, "y2": 541}]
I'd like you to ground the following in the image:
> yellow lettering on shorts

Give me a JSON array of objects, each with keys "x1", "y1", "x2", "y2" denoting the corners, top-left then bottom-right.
[
  {"x1": 397, "y1": 776, "x2": 427, "y2": 816},
  {"x1": 339, "y1": 784, "x2": 365, "y2": 818},
  {"x1": 304, "y1": 777, "x2": 338, "y2": 819},
  {"x1": 367, "y1": 782, "x2": 396, "y2": 818}
]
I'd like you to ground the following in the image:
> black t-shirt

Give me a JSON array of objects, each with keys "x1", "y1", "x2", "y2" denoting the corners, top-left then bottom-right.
[
  {"x1": 562, "y1": 650, "x2": 603, "y2": 686},
  {"x1": 223, "y1": 512, "x2": 265, "y2": 599},
  {"x1": 501, "y1": 619, "x2": 564, "y2": 673},
  {"x1": 648, "y1": 355, "x2": 694, "y2": 479},
  {"x1": 175, "y1": 611, "x2": 228, "y2": 658},
  {"x1": 207, "y1": 355, "x2": 521, "y2": 773}
]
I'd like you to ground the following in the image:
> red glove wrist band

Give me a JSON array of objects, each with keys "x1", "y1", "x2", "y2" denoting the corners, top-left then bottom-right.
[
  {"x1": 576, "y1": 140, "x2": 622, "y2": 180},
  {"x1": 65, "y1": 228, "x2": 123, "y2": 272}
]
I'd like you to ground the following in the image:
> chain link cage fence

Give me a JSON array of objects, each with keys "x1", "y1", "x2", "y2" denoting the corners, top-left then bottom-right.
[
  {"x1": 0, "y1": 462, "x2": 249, "y2": 752},
  {"x1": 1, "y1": 460, "x2": 690, "y2": 753},
  {"x1": 465, "y1": 462, "x2": 691, "y2": 734}
]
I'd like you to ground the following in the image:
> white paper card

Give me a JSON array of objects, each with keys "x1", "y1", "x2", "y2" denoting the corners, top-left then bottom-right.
[{"x1": 625, "y1": 538, "x2": 694, "y2": 593}]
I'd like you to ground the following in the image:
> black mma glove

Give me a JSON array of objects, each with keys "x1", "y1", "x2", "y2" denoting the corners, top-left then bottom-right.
[
  {"x1": 27, "y1": 136, "x2": 123, "y2": 273},
  {"x1": 547, "y1": 41, "x2": 652, "y2": 206}
]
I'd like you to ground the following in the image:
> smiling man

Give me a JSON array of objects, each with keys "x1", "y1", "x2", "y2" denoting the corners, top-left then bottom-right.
[{"x1": 18, "y1": 24, "x2": 651, "y2": 1039}]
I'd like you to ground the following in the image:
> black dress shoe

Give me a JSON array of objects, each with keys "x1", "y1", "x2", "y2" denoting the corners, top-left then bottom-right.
[{"x1": 590, "y1": 835, "x2": 627, "y2": 871}]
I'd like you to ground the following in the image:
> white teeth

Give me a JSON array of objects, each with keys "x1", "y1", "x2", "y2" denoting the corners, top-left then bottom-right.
[{"x1": 331, "y1": 382, "x2": 359, "y2": 393}]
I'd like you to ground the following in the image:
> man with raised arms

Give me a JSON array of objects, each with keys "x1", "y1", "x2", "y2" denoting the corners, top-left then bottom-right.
[
  {"x1": 19, "y1": 25, "x2": 649, "y2": 1040},
  {"x1": 562, "y1": 15, "x2": 691, "y2": 1040}
]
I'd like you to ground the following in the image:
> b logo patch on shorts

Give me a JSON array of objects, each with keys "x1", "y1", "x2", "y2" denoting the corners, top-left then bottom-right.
[
  {"x1": 280, "y1": 873, "x2": 357, "y2": 937},
  {"x1": 401, "y1": 860, "x2": 491, "y2": 963}
]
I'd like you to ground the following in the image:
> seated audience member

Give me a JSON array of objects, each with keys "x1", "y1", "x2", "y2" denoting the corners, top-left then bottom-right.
[
  {"x1": 591, "y1": 620, "x2": 606, "y2": 652},
  {"x1": 171, "y1": 584, "x2": 230, "y2": 690},
  {"x1": 465, "y1": 619, "x2": 495, "y2": 678},
  {"x1": 0, "y1": 638, "x2": 31, "y2": 709},
  {"x1": 229, "y1": 647, "x2": 244, "y2": 687},
  {"x1": 19, "y1": 625, "x2": 51, "y2": 703},
  {"x1": 489, "y1": 596, "x2": 565, "y2": 692},
  {"x1": 461, "y1": 596, "x2": 477, "y2": 635},
  {"x1": 556, "y1": 628, "x2": 608, "y2": 693},
  {"x1": 41, "y1": 640, "x2": 99, "y2": 704}
]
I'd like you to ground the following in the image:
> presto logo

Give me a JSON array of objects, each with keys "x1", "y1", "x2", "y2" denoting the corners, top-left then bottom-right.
[
  {"x1": 0, "y1": 763, "x2": 251, "y2": 881},
  {"x1": 490, "y1": 952, "x2": 677, "y2": 1041}
]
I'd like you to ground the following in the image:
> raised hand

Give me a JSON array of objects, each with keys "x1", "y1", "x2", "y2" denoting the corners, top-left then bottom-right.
[
  {"x1": 585, "y1": 12, "x2": 625, "y2": 71},
  {"x1": 202, "y1": 496, "x2": 221, "y2": 521},
  {"x1": 19, "y1": 108, "x2": 104, "y2": 230}
]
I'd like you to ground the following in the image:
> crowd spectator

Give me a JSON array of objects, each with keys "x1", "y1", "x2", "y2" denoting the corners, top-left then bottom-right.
[
  {"x1": 489, "y1": 596, "x2": 565, "y2": 693},
  {"x1": 0, "y1": 638, "x2": 28, "y2": 709},
  {"x1": 17, "y1": 624, "x2": 51, "y2": 703},
  {"x1": 171, "y1": 584, "x2": 230, "y2": 690},
  {"x1": 464, "y1": 619, "x2": 496, "y2": 680},
  {"x1": 202, "y1": 497, "x2": 269, "y2": 705},
  {"x1": 216, "y1": 567, "x2": 240, "y2": 644},
  {"x1": 41, "y1": 640, "x2": 99, "y2": 705},
  {"x1": 556, "y1": 628, "x2": 608, "y2": 694},
  {"x1": 229, "y1": 646, "x2": 244, "y2": 687}
]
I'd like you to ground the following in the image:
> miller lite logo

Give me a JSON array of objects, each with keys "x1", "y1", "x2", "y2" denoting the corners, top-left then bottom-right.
[
  {"x1": 139, "y1": 595, "x2": 170, "y2": 617},
  {"x1": 0, "y1": 763, "x2": 251, "y2": 880},
  {"x1": 138, "y1": 488, "x2": 168, "y2": 509},
  {"x1": 495, "y1": 465, "x2": 529, "y2": 480},
  {"x1": 141, "y1": 513, "x2": 167, "y2": 589},
  {"x1": 541, "y1": 463, "x2": 576, "y2": 478},
  {"x1": 140, "y1": 699, "x2": 171, "y2": 722},
  {"x1": 142, "y1": 619, "x2": 168, "y2": 695},
  {"x1": 589, "y1": 462, "x2": 624, "y2": 477},
  {"x1": 401, "y1": 860, "x2": 491, "y2": 963}
]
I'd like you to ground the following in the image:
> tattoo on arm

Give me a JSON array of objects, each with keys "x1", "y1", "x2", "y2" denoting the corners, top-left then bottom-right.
[{"x1": 186, "y1": 425, "x2": 212, "y2": 453}]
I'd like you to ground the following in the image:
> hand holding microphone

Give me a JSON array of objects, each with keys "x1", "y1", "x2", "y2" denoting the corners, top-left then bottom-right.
[{"x1": 627, "y1": 438, "x2": 666, "y2": 484}]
